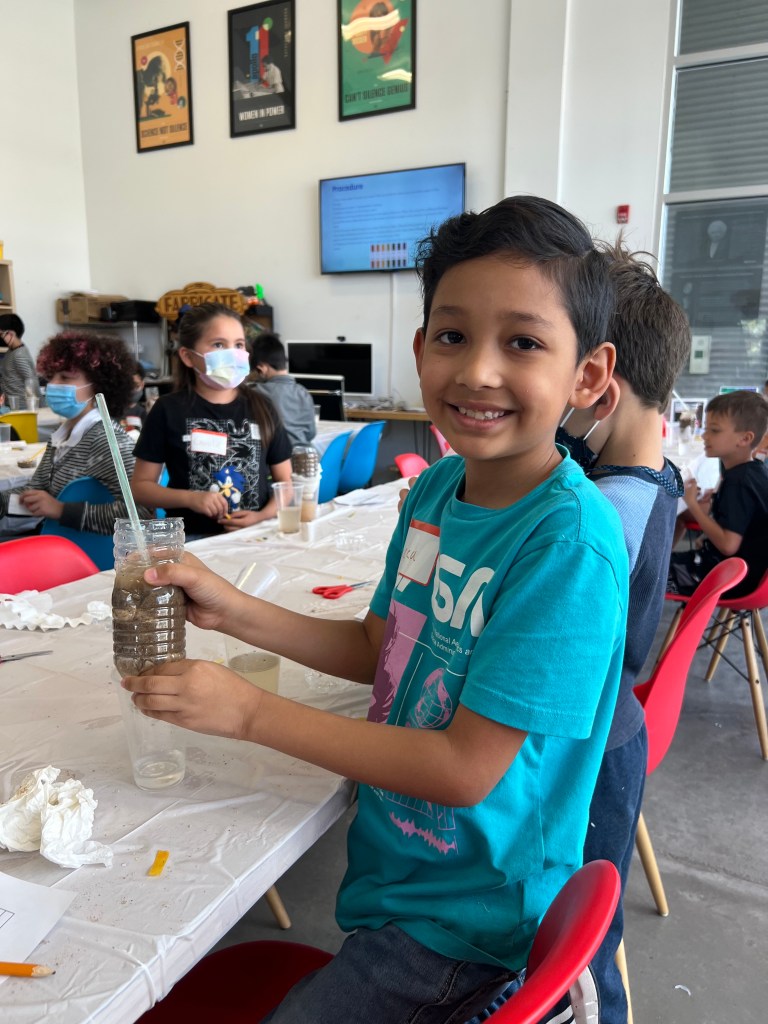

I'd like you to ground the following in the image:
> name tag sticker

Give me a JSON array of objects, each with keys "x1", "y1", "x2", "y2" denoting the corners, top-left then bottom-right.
[
  {"x1": 190, "y1": 429, "x2": 228, "y2": 456},
  {"x1": 398, "y1": 519, "x2": 440, "y2": 585},
  {"x1": 250, "y1": 423, "x2": 261, "y2": 440},
  {"x1": 7, "y1": 493, "x2": 27, "y2": 515}
]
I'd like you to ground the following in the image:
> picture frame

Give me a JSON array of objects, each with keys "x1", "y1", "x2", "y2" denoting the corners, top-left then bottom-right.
[
  {"x1": 131, "y1": 22, "x2": 194, "y2": 153},
  {"x1": 228, "y1": 1, "x2": 296, "y2": 138},
  {"x1": 338, "y1": 0, "x2": 415, "y2": 121},
  {"x1": 669, "y1": 397, "x2": 707, "y2": 429}
]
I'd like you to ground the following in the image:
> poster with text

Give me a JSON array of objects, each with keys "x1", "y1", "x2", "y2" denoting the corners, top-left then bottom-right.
[
  {"x1": 228, "y1": 1, "x2": 295, "y2": 137},
  {"x1": 338, "y1": 0, "x2": 415, "y2": 121},
  {"x1": 132, "y1": 23, "x2": 194, "y2": 153}
]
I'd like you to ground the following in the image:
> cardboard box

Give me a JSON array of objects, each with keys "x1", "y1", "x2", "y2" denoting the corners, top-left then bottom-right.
[{"x1": 56, "y1": 292, "x2": 128, "y2": 324}]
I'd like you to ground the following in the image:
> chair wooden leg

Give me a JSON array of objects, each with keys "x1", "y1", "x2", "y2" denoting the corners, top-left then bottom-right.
[
  {"x1": 656, "y1": 605, "x2": 684, "y2": 665},
  {"x1": 634, "y1": 811, "x2": 669, "y2": 917},
  {"x1": 704, "y1": 609, "x2": 735, "y2": 682},
  {"x1": 615, "y1": 939, "x2": 634, "y2": 1024},
  {"x1": 739, "y1": 616, "x2": 768, "y2": 761},
  {"x1": 264, "y1": 885, "x2": 292, "y2": 930},
  {"x1": 752, "y1": 609, "x2": 768, "y2": 682}
]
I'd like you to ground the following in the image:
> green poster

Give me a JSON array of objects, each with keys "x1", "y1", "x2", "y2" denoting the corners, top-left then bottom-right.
[{"x1": 338, "y1": 0, "x2": 415, "y2": 120}]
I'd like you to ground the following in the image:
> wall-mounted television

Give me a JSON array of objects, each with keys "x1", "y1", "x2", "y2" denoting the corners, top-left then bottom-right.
[
  {"x1": 319, "y1": 162, "x2": 466, "y2": 275},
  {"x1": 287, "y1": 341, "x2": 373, "y2": 395}
]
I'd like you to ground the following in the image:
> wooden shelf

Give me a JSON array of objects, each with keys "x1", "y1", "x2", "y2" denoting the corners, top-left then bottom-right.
[{"x1": 0, "y1": 260, "x2": 16, "y2": 313}]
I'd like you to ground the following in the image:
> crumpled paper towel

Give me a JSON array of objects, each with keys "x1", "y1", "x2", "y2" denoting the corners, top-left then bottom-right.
[
  {"x1": 0, "y1": 591, "x2": 111, "y2": 631},
  {"x1": 0, "y1": 766, "x2": 112, "y2": 868}
]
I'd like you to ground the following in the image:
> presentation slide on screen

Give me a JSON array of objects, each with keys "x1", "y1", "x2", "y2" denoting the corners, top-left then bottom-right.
[{"x1": 320, "y1": 165, "x2": 464, "y2": 273}]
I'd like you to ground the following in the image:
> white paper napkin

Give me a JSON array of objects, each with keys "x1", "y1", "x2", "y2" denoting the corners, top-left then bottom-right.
[
  {"x1": 0, "y1": 766, "x2": 112, "y2": 868},
  {"x1": 0, "y1": 591, "x2": 111, "y2": 630}
]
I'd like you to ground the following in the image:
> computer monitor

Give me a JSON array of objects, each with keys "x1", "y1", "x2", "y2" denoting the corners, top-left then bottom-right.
[{"x1": 287, "y1": 341, "x2": 373, "y2": 396}]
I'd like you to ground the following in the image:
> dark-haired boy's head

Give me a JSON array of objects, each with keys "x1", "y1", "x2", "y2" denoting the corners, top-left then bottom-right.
[
  {"x1": 415, "y1": 195, "x2": 615, "y2": 362},
  {"x1": 706, "y1": 391, "x2": 768, "y2": 449},
  {"x1": 249, "y1": 332, "x2": 287, "y2": 373},
  {"x1": 598, "y1": 241, "x2": 691, "y2": 411},
  {"x1": 0, "y1": 313, "x2": 25, "y2": 341}
]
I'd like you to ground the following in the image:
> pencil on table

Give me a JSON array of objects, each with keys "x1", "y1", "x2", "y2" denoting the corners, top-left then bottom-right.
[{"x1": 0, "y1": 961, "x2": 55, "y2": 977}]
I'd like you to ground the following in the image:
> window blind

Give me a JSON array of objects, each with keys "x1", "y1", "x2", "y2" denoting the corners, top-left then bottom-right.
[
  {"x1": 669, "y1": 59, "x2": 768, "y2": 192},
  {"x1": 680, "y1": 0, "x2": 768, "y2": 54}
]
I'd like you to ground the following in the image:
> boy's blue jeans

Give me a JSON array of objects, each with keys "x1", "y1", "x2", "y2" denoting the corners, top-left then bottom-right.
[
  {"x1": 261, "y1": 922, "x2": 519, "y2": 1023},
  {"x1": 582, "y1": 724, "x2": 647, "y2": 1024}
]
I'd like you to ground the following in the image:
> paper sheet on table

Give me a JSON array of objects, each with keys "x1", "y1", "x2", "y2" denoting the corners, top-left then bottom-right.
[
  {"x1": 333, "y1": 488, "x2": 400, "y2": 508},
  {"x1": 0, "y1": 871, "x2": 76, "y2": 984}
]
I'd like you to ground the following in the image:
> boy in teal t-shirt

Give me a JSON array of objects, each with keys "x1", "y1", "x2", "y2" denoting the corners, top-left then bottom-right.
[{"x1": 122, "y1": 196, "x2": 628, "y2": 1022}]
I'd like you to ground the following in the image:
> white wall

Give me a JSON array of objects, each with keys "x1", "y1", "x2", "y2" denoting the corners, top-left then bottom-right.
[
  {"x1": 74, "y1": 0, "x2": 511, "y2": 405},
  {"x1": 0, "y1": 0, "x2": 91, "y2": 358},
  {"x1": 559, "y1": 0, "x2": 673, "y2": 253},
  {"x1": 2, "y1": 1, "x2": 675, "y2": 396},
  {"x1": 505, "y1": 0, "x2": 673, "y2": 255}
]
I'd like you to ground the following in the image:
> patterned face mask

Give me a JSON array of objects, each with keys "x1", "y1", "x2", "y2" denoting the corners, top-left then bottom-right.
[
  {"x1": 194, "y1": 349, "x2": 250, "y2": 390},
  {"x1": 556, "y1": 408, "x2": 600, "y2": 472}
]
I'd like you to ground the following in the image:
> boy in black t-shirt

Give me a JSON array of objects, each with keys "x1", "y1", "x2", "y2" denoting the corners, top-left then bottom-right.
[{"x1": 669, "y1": 390, "x2": 768, "y2": 598}]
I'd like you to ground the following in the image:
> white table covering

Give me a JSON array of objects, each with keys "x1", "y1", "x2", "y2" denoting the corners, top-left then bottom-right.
[
  {"x1": 0, "y1": 442, "x2": 37, "y2": 492},
  {"x1": 0, "y1": 482, "x2": 402, "y2": 1024}
]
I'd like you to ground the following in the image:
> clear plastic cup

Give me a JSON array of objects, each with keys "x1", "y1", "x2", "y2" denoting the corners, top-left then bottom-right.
[{"x1": 273, "y1": 481, "x2": 304, "y2": 534}]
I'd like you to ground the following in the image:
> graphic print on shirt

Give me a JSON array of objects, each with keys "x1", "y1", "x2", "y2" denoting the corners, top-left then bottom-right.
[
  {"x1": 185, "y1": 415, "x2": 262, "y2": 508},
  {"x1": 369, "y1": 607, "x2": 460, "y2": 854},
  {"x1": 367, "y1": 536, "x2": 496, "y2": 857}
]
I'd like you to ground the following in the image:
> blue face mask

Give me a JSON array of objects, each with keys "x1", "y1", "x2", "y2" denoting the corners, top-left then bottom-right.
[
  {"x1": 46, "y1": 383, "x2": 93, "y2": 420},
  {"x1": 556, "y1": 408, "x2": 600, "y2": 472}
]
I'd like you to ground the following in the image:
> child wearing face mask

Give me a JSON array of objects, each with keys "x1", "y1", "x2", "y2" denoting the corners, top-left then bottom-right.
[
  {"x1": 0, "y1": 331, "x2": 152, "y2": 536},
  {"x1": 131, "y1": 302, "x2": 292, "y2": 536}
]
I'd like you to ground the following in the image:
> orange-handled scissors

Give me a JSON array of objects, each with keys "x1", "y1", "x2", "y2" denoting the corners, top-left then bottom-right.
[{"x1": 312, "y1": 581, "x2": 373, "y2": 600}]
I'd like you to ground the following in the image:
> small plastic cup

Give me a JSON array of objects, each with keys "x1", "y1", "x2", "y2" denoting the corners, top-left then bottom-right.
[
  {"x1": 25, "y1": 397, "x2": 39, "y2": 412},
  {"x1": 293, "y1": 473, "x2": 320, "y2": 522},
  {"x1": 7, "y1": 396, "x2": 22, "y2": 411},
  {"x1": 115, "y1": 674, "x2": 186, "y2": 790},
  {"x1": 0, "y1": 423, "x2": 10, "y2": 447},
  {"x1": 227, "y1": 648, "x2": 281, "y2": 693},
  {"x1": 273, "y1": 481, "x2": 304, "y2": 534}
]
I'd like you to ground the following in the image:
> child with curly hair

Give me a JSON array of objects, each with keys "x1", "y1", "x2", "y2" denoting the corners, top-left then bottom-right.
[{"x1": 0, "y1": 330, "x2": 151, "y2": 537}]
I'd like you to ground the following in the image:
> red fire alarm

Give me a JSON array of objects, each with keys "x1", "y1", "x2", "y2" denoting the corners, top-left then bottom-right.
[{"x1": 616, "y1": 204, "x2": 630, "y2": 224}]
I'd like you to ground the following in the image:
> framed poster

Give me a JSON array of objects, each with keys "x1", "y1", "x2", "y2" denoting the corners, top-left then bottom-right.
[
  {"x1": 228, "y1": 1, "x2": 295, "y2": 137},
  {"x1": 132, "y1": 22, "x2": 194, "y2": 153},
  {"x1": 338, "y1": 0, "x2": 415, "y2": 121}
]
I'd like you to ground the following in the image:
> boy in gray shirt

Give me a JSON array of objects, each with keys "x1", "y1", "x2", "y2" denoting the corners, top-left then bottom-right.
[{"x1": 249, "y1": 332, "x2": 317, "y2": 447}]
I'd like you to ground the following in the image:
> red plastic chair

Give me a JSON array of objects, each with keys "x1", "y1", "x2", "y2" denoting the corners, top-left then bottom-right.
[
  {"x1": 429, "y1": 423, "x2": 452, "y2": 457},
  {"x1": 394, "y1": 452, "x2": 430, "y2": 478},
  {"x1": 661, "y1": 565, "x2": 768, "y2": 761},
  {"x1": 633, "y1": 557, "x2": 747, "y2": 919},
  {"x1": 0, "y1": 535, "x2": 100, "y2": 594},
  {"x1": 136, "y1": 861, "x2": 619, "y2": 1024}
]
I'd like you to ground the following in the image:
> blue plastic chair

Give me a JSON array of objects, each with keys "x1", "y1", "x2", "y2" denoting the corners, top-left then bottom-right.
[
  {"x1": 338, "y1": 421, "x2": 386, "y2": 495},
  {"x1": 40, "y1": 476, "x2": 116, "y2": 571},
  {"x1": 318, "y1": 431, "x2": 352, "y2": 504}
]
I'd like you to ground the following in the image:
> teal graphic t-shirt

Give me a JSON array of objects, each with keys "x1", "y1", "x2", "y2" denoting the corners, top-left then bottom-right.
[{"x1": 336, "y1": 453, "x2": 628, "y2": 970}]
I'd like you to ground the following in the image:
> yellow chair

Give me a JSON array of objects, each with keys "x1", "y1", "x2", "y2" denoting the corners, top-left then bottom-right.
[{"x1": 0, "y1": 410, "x2": 38, "y2": 443}]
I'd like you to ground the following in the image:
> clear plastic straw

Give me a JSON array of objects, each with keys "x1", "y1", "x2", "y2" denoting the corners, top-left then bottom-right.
[{"x1": 95, "y1": 392, "x2": 149, "y2": 561}]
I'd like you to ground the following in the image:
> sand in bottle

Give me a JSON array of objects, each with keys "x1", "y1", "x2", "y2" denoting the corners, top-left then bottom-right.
[{"x1": 112, "y1": 520, "x2": 187, "y2": 789}]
